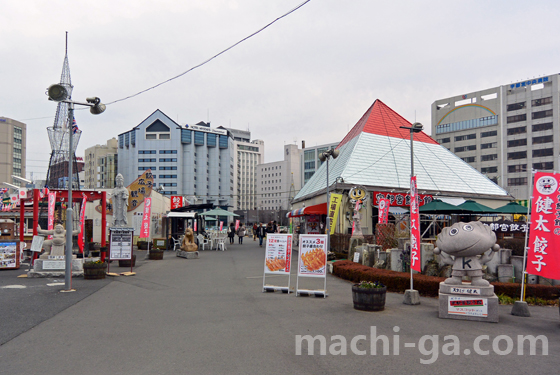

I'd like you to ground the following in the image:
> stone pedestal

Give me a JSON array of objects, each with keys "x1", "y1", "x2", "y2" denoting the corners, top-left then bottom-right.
[
  {"x1": 497, "y1": 264, "x2": 514, "y2": 283},
  {"x1": 362, "y1": 244, "x2": 380, "y2": 267},
  {"x1": 176, "y1": 250, "x2": 199, "y2": 259},
  {"x1": 390, "y1": 248, "x2": 402, "y2": 272},
  {"x1": 348, "y1": 236, "x2": 365, "y2": 261},
  {"x1": 438, "y1": 282, "x2": 499, "y2": 323},
  {"x1": 28, "y1": 258, "x2": 84, "y2": 278}
]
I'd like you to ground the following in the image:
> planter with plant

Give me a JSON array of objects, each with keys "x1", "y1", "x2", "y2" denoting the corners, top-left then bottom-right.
[
  {"x1": 83, "y1": 260, "x2": 107, "y2": 280},
  {"x1": 148, "y1": 249, "x2": 164, "y2": 260},
  {"x1": 352, "y1": 280, "x2": 387, "y2": 311}
]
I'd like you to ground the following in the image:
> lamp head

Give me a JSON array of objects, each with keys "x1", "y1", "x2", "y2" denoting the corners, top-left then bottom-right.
[
  {"x1": 47, "y1": 84, "x2": 69, "y2": 102},
  {"x1": 412, "y1": 122, "x2": 423, "y2": 132}
]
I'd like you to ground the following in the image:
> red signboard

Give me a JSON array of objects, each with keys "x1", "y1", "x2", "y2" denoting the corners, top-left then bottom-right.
[
  {"x1": 171, "y1": 196, "x2": 184, "y2": 210},
  {"x1": 410, "y1": 177, "x2": 421, "y2": 272},
  {"x1": 140, "y1": 198, "x2": 152, "y2": 238},
  {"x1": 373, "y1": 191, "x2": 433, "y2": 207},
  {"x1": 526, "y1": 172, "x2": 560, "y2": 280},
  {"x1": 378, "y1": 198, "x2": 390, "y2": 224}
]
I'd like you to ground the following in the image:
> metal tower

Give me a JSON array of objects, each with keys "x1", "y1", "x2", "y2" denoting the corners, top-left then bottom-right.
[{"x1": 45, "y1": 33, "x2": 82, "y2": 189}]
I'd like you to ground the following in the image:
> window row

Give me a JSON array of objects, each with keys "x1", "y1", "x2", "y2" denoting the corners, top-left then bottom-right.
[
  {"x1": 507, "y1": 148, "x2": 554, "y2": 160},
  {"x1": 436, "y1": 115, "x2": 498, "y2": 134}
]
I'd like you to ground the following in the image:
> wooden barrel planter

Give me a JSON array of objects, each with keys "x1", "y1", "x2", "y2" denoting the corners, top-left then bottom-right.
[
  {"x1": 83, "y1": 262, "x2": 107, "y2": 280},
  {"x1": 119, "y1": 254, "x2": 137, "y2": 267},
  {"x1": 148, "y1": 250, "x2": 164, "y2": 260},
  {"x1": 352, "y1": 284, "x2": 387, "y2": 311}
]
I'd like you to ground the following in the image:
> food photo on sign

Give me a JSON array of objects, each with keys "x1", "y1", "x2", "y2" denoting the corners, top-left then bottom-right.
[{"x1": 298, "y1": 236, "x2": 327, "y2": 277}]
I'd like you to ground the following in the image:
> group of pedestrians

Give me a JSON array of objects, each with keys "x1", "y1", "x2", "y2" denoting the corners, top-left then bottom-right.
[
  {"x1": 227, "y1": 221, "x2": 279, "y2": 247},
  {"x1": 228, "y1": 222, "x2": 246, "y2": 244},
  {"x1": 253, "y1": 221, "x2": 278, "y2": 247}
]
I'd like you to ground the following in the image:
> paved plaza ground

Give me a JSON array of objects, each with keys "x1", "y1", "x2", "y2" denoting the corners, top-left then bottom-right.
[{"x1": 0, "y1": 239, "x2": 558, "y2": 374}]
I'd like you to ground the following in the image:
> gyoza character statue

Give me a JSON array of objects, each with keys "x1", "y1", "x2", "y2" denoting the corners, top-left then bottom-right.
[{"x1": 434, "y1": 221, "x2": 500, "y2": 286}]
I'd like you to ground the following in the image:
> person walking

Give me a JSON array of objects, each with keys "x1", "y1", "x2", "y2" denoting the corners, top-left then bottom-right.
[
  {"x1": 237, "y1": 224, "x2": 246, "y2": 244},
  {"x1": 257, "y1": 223, "x2": 266, "y2": 247},
  {"x1": 252, "y1": 223, "x2": 258, "y2": 241},
  {"x1": 228, "y1": 222, "x2": 236, "y2": 244}
]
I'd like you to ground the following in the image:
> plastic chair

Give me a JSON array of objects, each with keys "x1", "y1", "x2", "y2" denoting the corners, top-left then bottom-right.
[
  {"x1": 171, "y1": 237, "x2": 181, "y2": 251},
  {"x1": 216, "y1": 237, "x2": 227, "y2": 251},
  {"x1": 197, "y1": 234, "x2": 209, "y2": 251}
]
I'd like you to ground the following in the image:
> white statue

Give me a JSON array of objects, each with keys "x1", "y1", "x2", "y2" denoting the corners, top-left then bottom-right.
[{"x1": 111, "y1": 174, "x2": 129, "y2": 227}]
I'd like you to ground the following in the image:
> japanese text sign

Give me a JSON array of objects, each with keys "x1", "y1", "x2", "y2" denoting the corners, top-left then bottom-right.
[
  {"x1": 328, "y1": 193, "x2": 342, "y2": 235},
  {"x1": 139, "y1": 198, "x2": 152, "y2": 238},
  {"x1": 264, "y1": 234, "x2": 292, "y2": 274},
  {"x1": 298, "y1": 234, "x2": 328, "y2": 278},
  {"x1": 374, "y1": 191, "x2": 433, "y2": 207},
  {"x1": 378, "y1": 198, "x2": 390, "y2": 224},
  {"x1": 171, "y1": 196, "x2": 184, "y2": 210},
  {"x1": 410, "y1": 176, "x2": 421, "y2": 272}
]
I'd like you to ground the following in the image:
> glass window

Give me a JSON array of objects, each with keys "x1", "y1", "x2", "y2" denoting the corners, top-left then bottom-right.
[
  {"x1": 207, "y1": 133, "x2": 217, "y2": 147},
  {"x1": 194, "y1": 131, "x2": 205, "y2": 145}
]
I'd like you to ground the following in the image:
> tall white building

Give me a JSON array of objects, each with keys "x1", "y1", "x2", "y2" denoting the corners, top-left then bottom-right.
[
  {"x1": 118, "y1": 110, "x2": 233, "y2": 208},
  {"x1": 432, "y1": 74, "x2": 560, "y2": 199},
  {"x1": 257, "y1": 144, "x2": 302, "y2": 211},
  {"x1": 226, "y1": 128, "x2": 264, "y2": 210}
]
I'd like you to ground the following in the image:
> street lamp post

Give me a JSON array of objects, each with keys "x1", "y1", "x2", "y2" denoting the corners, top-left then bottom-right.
[
  {"x1": 400, "y1": 122, "x2": 423, "y2": 305},
  {"x1": 47, "y1": 84, "x2": 106, "y2": 292},
  {"x1": 319, "y1": 149, "x2": 340, "y2": 252}
]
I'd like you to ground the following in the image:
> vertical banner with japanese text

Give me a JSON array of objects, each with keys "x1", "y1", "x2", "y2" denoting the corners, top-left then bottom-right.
[
  {"x1": 526, "y1": 172, "x2": 560, "y2": 280},
  {"x1": 235, "y1": 219, "x2": 240, "y2": 231},
  {"x1": 410, "y1": 176, "x2": 421, "y2": 272},
  {"x1": 140, "y1": 198, "x2": 152, "y2": 238},
  {"x1": 219, "y1": 221, "x2": 223, "y2": 231},
  {"x1": 47, "y1": 192, "x2": 57, "y2": 240},
  {"x1": 328, "y1": 193, "x2": 342, "y2": 235},
  {"x1": 378, "y1": 198, "x2": 390, "y2": 224},
  {"x1": 78, "y1": 194, "x2": 87, "y2": 253}
]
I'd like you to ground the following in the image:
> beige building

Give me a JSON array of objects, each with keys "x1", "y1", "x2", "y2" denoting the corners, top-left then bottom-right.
[
  {"x1": 84, "y1": 138, "x2": 118, "y2": 189},
  {"x1": 0, "y1": 117, "x2": 26, "y2": 185},
  {"x1": 225, "y1": 128, "x2": 264, "y2": 211}
]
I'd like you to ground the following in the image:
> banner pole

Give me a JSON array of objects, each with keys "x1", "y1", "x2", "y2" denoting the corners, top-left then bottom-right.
[{"x1": 520, "y1": 169, "x2": 535, "y2": 301}]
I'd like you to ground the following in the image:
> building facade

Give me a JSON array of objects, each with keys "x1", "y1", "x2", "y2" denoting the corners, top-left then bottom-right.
[
  {"x1": 226, "y1": 128, "x2": 264, "y2": 211},
  {"x1": 432, "y1": 74, "x2": 560, "y2": 199},
  {"x1": 301, "y1": 141, "x2": 339, "y2": 186},
  {"x1": 118, "y1": 110, "x2": 233, "y2": 208},
  {"x1": 84, "y1": 138, "x2": 118, "y2": 189},
  {"x1": 0, "y1": 117, "x2": 26, "y2": 184},
  {"x1": 257, "y1": 144, "x2": 302, "y2": 213}
]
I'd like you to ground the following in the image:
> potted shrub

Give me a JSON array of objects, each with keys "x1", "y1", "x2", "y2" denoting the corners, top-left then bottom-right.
[
  {"x1": 352, "y1": 280, "x2": 387, "y2": 311},
  {"x1": 148, "y1": 249, "x2": 164, "y2": 260},
  {"x1": 137, "y1": 241, "x2": 148, "y2": 250},
  {"x1": 83, "y1": 259, "x2": 107, "y2": 280},
  {"x1": 119, "y1": 254, "x2": 137, "y2": 267}
]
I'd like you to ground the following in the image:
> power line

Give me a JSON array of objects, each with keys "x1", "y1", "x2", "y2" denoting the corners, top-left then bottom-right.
[
  {"x1": 21, "y1": 0, "x2": 312, "y2": 122},
  {"x1": 106, "y1": 0, "x2": 312, "y2": 106}
]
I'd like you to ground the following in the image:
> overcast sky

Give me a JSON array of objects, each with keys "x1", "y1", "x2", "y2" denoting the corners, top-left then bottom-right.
[{"x1": 3, "y1": 0, "x2": 560, "y2": 181}]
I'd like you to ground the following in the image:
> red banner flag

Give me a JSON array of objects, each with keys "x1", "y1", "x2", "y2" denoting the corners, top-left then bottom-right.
[
  {"x1": 194, "y1": 221, "x2": 197, "y2": 232},
  {"x1": 378, "y1": 198, "x2": 390, "y2": 224},
  {"x1": 235, "y1": 220, "x2": 240, "y2": 231},
  {"x1": 171, "y1": 195, "x2": 183, "y2": 210},
  {"x1": 219, "y1": 221, "x2": 223, "y2": 231},
  {"x1": 78, "y1": 194, "x2": 87, "y2": 253},
  {"x1": 526, "y1": 172, "x2": 560, "y2": 280},
  {"x1": 47, "y1": 192, "x2": 57, "y2": 240},
  {"x1": 410, "y1": 176, "x2": 421, "y2": 272},
  {"x1": 140, "y1": 198, "x2": 152, "y2": 238}
]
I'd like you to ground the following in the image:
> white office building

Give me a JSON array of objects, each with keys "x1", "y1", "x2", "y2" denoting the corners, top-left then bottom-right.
[
  {"x1": 257, "y1": 144, "x2": 302, "y2": 212},
  {"x1": 226, "y1": 128, "x2": 264, "y2": 211},
  {"x1": 118, "y1": 110, "x2": 233, "y2": 208},
  {"x1": 432, "y1": 74, "x2": 560, "y2": 199}
]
